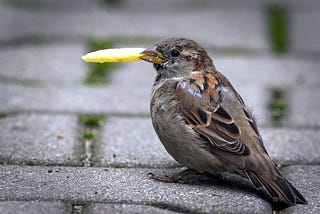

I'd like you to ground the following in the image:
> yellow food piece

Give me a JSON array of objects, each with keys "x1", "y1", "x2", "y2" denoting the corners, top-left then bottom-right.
[{"x1": 82, "y1": 48, "x2": 146, "y2": 63}]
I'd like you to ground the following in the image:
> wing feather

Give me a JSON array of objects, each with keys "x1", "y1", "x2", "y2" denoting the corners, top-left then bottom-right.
[{"x1": 175, "y1": 72, "x2": 250, "y2": 158}]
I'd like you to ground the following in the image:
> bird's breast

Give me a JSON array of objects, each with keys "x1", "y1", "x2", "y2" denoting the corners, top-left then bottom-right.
[{"x1": 150, "y1": 82, "x2": 224, "y2": 173}]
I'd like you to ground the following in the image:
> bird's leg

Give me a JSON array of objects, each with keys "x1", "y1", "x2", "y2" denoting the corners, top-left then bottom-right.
[{"x1": 147, "y1": 169, "x2": 204, "y2": 184}]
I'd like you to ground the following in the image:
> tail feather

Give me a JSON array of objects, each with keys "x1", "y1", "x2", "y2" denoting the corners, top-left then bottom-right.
[
  {"x1": 260, "y1": 176, "x2": 281, "y2": 200},
  {"x1": 246, "y1": 171, "x2": 307, "y2": 206},
  {"x1": 286, "y1": 180, "x2": 308, "y2": 205},
  {"x1": 272, "y1": 176, "x2": 296, "y2": 205},
  {"x1": 247, "y1": 170, "x2": 262, "y2": 189}
]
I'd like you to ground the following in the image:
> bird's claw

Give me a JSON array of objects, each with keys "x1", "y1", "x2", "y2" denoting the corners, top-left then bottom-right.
[{"x1": 147, "y1": 172, "x2": 186, "y2": 183}]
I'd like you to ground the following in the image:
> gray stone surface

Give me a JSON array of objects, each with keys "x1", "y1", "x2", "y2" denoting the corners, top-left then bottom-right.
[
  {"x1": 0, "y1": 44, "x2": 88, "y2": 86},
  {"x1": 109, "y1": 62, "x2": 155, "y2": 88},
  {"x1": 98, "y1": 117, "x2": 177, "y2": 168},
  {"x1": 282, "y1": 165, "x2": 320, "y2": 214},
  {"x1": 99, "y1": 119, "x2": 320, "y2": 168},
  {"x1": 0, "y1": 201, "x2": 71, "y2": 214},
  {"x1": 0, "y1": 0, "x2": 100, "y2": 12},
  {"x1": 0, "y1": 0, "x2": 319, "y2": 213},
  {"x1": 0, "y1": 3, "x2": 267, "y2": 50},
  {"x1": 288, "y1": 86, "x2": 320, "y2": 127},
  {"x1": 2, "y1": 0, "x2": 320, "y2": 55},
  {"x1": 261, "y1": 128, "x2": 320, "y2": 165},
  {"x1": 0, "y1": 114, "x2": 80, "y2": 165},
  {"x1": 0, "y1": 83, "x2": 150, "y2": 115},
  {"x1": 213, "y1": 55, "x2": 320, "y2": 89},
  {"x1": 0, "y1": 165, "x2": 272, "y2": 214},
  {"x1": 290, "y1": 11, "x2": 320, "y2": 54},
  {"x1": 85, "y1": 203, "x2": 179, "y2": 214}
]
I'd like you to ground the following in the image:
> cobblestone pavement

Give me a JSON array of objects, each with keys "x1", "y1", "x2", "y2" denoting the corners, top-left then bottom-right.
[{"x1": 0, "y1": 0, "x2": 319, "y2": 213}]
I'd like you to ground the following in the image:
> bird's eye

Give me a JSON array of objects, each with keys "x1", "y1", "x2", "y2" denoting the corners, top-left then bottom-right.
[{"x1": 170, "y1": 49, "x2": 180, "y2": 57}]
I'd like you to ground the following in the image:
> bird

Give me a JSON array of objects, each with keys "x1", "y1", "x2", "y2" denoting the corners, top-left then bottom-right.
[{"x1": 139, "y1": 37, "x2": 307, "y2": 207}]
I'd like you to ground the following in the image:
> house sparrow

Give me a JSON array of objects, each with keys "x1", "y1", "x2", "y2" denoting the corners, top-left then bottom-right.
[{"x1": 139, "y1": 37, "x2": 307, "y2": 206}]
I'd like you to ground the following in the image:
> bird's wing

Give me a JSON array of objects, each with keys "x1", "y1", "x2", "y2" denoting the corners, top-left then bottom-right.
[
  {"x1": 174, "y1": 71, "x2": 252, "y2": 169},
  {"x1": 173, "y1": 71, "x2": 308, "y2": 205}
]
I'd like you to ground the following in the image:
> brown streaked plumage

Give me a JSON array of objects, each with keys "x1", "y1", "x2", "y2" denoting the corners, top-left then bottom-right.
[{"x1": 140, "y1": 37, "x2": 307, "y2": 206}]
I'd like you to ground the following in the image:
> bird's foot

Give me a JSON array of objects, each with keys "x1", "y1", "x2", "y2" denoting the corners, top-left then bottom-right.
[{"x1": 147, "y1": 169, "x2": 204, "y2": 184}]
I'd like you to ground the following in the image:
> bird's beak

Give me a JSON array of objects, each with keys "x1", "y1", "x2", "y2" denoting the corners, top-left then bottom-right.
[{"x1": 139, "y1": 48, "x2": 165, "y2": 64}]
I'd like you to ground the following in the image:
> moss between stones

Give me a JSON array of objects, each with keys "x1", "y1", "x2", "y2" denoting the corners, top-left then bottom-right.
[
  {"x1": 268, "y1": 4, "x2": 288, "y2": 54},
  {"x1": 0, "y1": 157, "x2": 8, "y2": 165},
  {"x1": 79, "y1": 115, "x2": 106, "y2": 166},
  {"x1": 79, "y1": 115, "x2": 106, "y2": 128},
  {"x1": 267, "y1": 88, "x2": 288, "y2": 126},
  {"x1": 83, "y1": 132, "x2": 96, "y2": 140}
]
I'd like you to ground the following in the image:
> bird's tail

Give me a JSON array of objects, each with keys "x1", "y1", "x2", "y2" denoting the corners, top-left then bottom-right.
[{"x1": 246, "y1": 170, "x2": 307, "y2": 206}]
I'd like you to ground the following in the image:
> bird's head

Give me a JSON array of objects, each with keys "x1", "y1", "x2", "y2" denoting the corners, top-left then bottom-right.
[{"x1": 140, "y1": 37, "x2": 215, "y2": 80}]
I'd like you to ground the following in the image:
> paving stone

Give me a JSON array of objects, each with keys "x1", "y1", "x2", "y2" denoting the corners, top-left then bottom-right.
[
  {"x1": 282, "y1": 165, "x2": 320, "y2": 214},
  {"x1": 0, "y1": 1, "x2": 319, "y2": 214},
  {"x1": 0, "y1": 201, "x2": 71, "y2": 214},
  {"x1": 288, "y1": 86, "x2": 320, "y2": 127},
  {"x1": 85, "y1": 203, "x2": 179, "y2": 214},
  {"x1": 99, "y1": 117, "x2": 319, "y2": 168},
  {"x1": 0, "y1": 3, "x2": 267, "y2": 50},
  {"x1": 1, "y1": 0, "x2": 100, "y2": 12},
  {"x1": 290, "y1": 11, "x2": 320, "y2": 54},
  {"x1": 109, "y1": 62, "x2": 155, "y2": 88},
  {"x1": 285, "y1": 0, "x2": 320, "y2": 12},
  {"x1": 98, "y1": 117, "x2": 177, "y2": 168},
  {"x1": 0, "y1": 165, "x2": 272, "y2": 213},
  {"x1": 0, "y1": 84, "x2": 150, "y2": 115},
  {"x1": 0, "y1": 113, "x2": 79, "y2": 165},
  {"x1": 0, "y1": 44, "x2": 88, "y2": 86},
  {"x1": 4, "y1": 0, "x2": 320, "y2": 14},
  {"x1": 2, "y1": 1, "x2": 320, "y2": 54},
  {"x1": 261, "y1": 128, "x2": 320, "y2": 165},
  {"x1": 213, "y1": 55, "x2": 320, "y2": 88}
]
